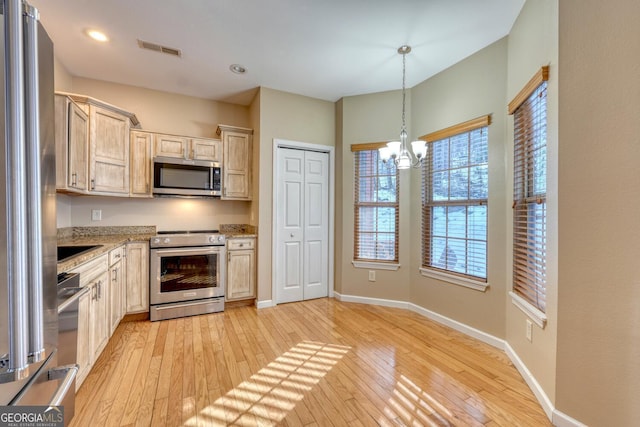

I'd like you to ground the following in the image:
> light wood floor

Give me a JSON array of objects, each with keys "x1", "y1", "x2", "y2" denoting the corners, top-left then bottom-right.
[{"x1": 71, "y1": 298, "x2": 552, "y2": 426}]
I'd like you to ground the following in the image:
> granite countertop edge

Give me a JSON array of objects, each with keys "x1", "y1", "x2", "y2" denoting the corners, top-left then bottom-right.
[{"x1": 57, "y1": 233, "x2": 155, "y2": 274}]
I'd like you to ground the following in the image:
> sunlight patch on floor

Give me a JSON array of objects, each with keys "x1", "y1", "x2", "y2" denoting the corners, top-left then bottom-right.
[
  {"x1": 184, "y1": 341, "x2": 350, "y2": 426},
  {"x1": 380, "y1": 374, "x2": 455, "y2": 427}
]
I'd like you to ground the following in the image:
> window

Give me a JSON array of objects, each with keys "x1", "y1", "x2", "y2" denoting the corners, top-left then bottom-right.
[
  {"x1": 352, "y1": 146, "x2": 399, "y2": 263},
  {"x1": 510, "y1": 67, "x2": 548, "y2": 314},
  {"x1": 421, "y1": 116, "x2": 490, "y2": 283}
]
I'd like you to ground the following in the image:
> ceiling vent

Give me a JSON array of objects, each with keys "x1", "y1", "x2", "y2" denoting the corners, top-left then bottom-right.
[{"x1": 137, "y1": 39, "x2": 182, "y2": 58}]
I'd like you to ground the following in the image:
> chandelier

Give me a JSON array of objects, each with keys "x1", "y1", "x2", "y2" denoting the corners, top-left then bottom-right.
[{"x1": 379, "y1": 45, "x2": 426, "y2": 169}]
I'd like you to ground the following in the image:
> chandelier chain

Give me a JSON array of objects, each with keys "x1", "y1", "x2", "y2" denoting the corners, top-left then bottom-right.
[{"x1": 401, "y1": 50, "x2": 406, "y2": 132}]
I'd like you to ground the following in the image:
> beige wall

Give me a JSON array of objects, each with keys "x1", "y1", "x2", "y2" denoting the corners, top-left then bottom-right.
[
  {"x1": 336, "y1": 90, "x2": 411, "y2": 302},
  {"x1": 256, "y1": 87, "x2": 335, "y2": 303},
  {"x1": 53, "y1": 57, "x2": 73, "y2": 92},
  {"x1": 64, "y1": 196, "x2": 250, "y2": 230},
  {"x1": 409, "y1": 38, "x2": 509, "y2": 338},
  {"x1": 506, "y1": 0, "x2": 559, "y2": 405},
  {"x1": 54, "y1": 77, "x2": 252, "y2": 231},
  {"x1": 556, "y1": 0, "x2": 640, "y2": 425}
]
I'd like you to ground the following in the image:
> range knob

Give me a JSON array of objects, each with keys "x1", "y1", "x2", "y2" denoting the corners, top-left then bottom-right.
[
  {"x1": 208, "y1": 236, "x2": 216, "y2": 243},
  {"x1": 218, "y1": 236, "x2": 225, "y2": 243},
  {"x1": 163, "y1": 238, "x2": 170, "y2": 244},
  {"x1": 152, "y1": 238, "x2": 160, "y2": 244}
]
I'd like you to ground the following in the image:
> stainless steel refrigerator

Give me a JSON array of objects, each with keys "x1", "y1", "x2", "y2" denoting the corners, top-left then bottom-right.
[{"x1": 0, "y1": 0, "x2": 77, "y2": 417}]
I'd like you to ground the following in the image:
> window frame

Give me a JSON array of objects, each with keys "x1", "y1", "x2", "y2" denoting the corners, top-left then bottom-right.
[
  {"x1": 419, "y1": 115, "x2": 491, "y2": 290},
  {"x1": 351, "y1": 144, "x2": 400, "y2": 267},
  {"x1": 509, "y1": 66, "x2": 549, "y2": 328}
]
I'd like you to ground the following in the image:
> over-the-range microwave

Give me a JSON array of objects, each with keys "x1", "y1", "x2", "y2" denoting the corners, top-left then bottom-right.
[{"x1": 153, "y1": 156, "x2": 221, "y2": 197}]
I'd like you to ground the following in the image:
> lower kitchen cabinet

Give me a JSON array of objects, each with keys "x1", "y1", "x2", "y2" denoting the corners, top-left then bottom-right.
[
  {"x1": 108, "y1": 245, "x2": 126, "y2": 335},
  {"x1": 226, "y1": 237, "x2": 256, "y2": 301},
  {"x1": 126, "y1": 242, "x2": 149, "y2": 313},
  {"x1": 70, "y1": 253, "x2": 110, "y2": 390}
]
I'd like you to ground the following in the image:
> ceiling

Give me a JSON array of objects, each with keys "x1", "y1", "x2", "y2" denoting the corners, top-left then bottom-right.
[{"x1": 31, "y1": 0, "x2": 525, "y2": 106}]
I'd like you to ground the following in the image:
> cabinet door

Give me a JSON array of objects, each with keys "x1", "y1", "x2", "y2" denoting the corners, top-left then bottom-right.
[
  {"x1": 89, "y1": 106, "x2": 130, "y2": 194},
  {"x1": 222, "y1": 131, "x2": 252, "y2": 200},
  {"x1": 76, "y1": 286, "x2": 91, "y2": 390},
  {"x1": 126, "y1": 242, "x2": 149, "y2": 313},
  {"x1": 154, "y1": 134, "x2": 189, "y2": 159},
  {"x1": 109, "y1": 261, "x2": 123, "y2": 336},
  {"x1": 67, "y1": 101, "x2": 89, "y2": 191},
  {"x1": 191, "y1": 138, "x2": 221, "y2": 161},
  {"x1": 226, "y1": 249, "x2": 256, "y2": 301},
  {"x1": 130, "y1": 131, "x2": 153, "y2": 197},
  {"x1": 90, "y1": 271, "x2": 110, "y2": 364}
]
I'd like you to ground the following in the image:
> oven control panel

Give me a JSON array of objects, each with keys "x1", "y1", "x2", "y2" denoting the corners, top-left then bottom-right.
[{"x1": 150, "y1": 231, "x2": 226, "y2": 248}]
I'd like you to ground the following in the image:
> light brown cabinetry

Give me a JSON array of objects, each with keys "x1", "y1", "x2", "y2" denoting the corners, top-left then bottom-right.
[
  {"x1": 55, "y1": 95, "x2": 89, "y2": 193},
  {"x1": 89, "y1": 106, "x2": 130, "y2": 194},
  {"x1": 226, "y1": 237, "x2": 256, "y2": 301},
  {"x1": 154, "y1": 133, "x2": 221, "y2": 162},
  {"x1": 70, "y1": 254, "x2": 109, "y2": 389},
  {"x1": 108, "y1": 246, "x2": 126, "y2": 335},
  {"x1": 54, "y1": 93, "x2": 139, "y2": 196},
  {"x1": 130, "y1": 131, "x2": 153, "y2": 197},
  {"x1": 217, "y1": 125, "x2": 253, "y2": 200},
  {"x1": 126, "y1": 242, "x2": 149, "y2": 313}
]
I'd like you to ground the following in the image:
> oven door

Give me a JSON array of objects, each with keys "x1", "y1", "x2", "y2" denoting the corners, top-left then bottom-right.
[{"x1": 150, "y1": 246, "x2": 226, "y2": 305}]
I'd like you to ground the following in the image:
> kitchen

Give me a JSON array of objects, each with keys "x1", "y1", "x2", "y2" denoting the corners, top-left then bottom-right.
[{"x1": 4, "y1": 0, "x2": 635, "y2": 426}]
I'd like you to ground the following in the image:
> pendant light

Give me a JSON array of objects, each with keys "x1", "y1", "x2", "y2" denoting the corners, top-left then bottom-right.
[{"x1": 379, "y1": 45, "x2": 426, "y2": 169}]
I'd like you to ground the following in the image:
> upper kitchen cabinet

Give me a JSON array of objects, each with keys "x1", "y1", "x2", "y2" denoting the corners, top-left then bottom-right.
[
  {"x1": 217, "y1": 124, "x2": 253, "y2": 200},
  {"x1": 55, "y1": 95, "x2": 89, "y2": 193},
  {"x1": 154, "y1": 133, "x2": 221, "y2": 162},
  {"x1": 130, "y1": 131, "x2": 153, "y2": 197},
  {"x1": 54, "y1": 92, "x2": 140, "y2": 196}
]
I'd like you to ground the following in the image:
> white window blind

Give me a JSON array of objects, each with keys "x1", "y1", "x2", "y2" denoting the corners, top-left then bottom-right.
[
  {"x1": 353, "y1": 147, "x2": 399, "y2": 263},
  {"x1": 512, "y1": 72, "x2": 548, "y2": 312},
  {"x1": 421, "y1": 119, "x2": 489, "y2": 281}
]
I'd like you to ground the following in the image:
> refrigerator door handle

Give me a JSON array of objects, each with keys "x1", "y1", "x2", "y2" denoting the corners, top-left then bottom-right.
[
  {"x1": 23, "y1": 2, "x2": 45, "y2": 364},
  {"x1": 2, "y1": 0, "x2": 30, "y2": 381},
  {"x1": 47, "y1": 364, "x2": 79, "y2": 407}
]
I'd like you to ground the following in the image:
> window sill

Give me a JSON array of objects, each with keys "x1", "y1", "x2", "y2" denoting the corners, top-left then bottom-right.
[
  {"x1": 419, "y1": 268, "x2": 488, "y2": 292},
  {"x1": 352, "y1": 261, "x2": 401, "y2": 271},
  {"x1": 509, "y1": 291, "x2": 547, "y2": 329}
]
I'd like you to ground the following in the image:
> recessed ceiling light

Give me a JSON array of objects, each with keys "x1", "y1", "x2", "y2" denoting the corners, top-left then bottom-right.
[
  {"x1": 86, "y1": 29, "x2": 109, "y2": 42},
  {"x1": 229, "y1": 64, "x2": 247, "y2": 74}
]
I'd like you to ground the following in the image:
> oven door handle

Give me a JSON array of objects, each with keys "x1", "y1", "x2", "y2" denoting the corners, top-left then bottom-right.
[{"x1": 152, "y1": 247, "x2": 223, "y2": 257}]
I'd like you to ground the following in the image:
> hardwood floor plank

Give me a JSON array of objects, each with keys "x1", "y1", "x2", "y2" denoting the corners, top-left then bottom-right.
[{"x1": 71, "y1": 298, "x2": 551, "y2": 427}]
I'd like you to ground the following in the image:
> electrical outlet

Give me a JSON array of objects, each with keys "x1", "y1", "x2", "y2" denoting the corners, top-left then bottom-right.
[
  {"x1": 368, "y1": 270, "x2": 376, "y2": 282},
  {"x1": 526, "y1": 319, "x2": 533, "y2": 342},
  {"x1": 91, "y1": 209, "x2": 102, "y2": 221}
]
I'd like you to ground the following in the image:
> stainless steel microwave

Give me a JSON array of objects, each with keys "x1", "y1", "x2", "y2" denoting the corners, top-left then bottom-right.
[{"x1": 153, "y1": 157, "x2": 221, "y2": 197}]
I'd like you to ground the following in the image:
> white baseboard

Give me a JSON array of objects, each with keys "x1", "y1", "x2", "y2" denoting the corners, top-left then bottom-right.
[
  {"x1": 255, "y1": 299, "x2": 274, "y2": 309},
  {"x1": 332, "y1": 291, "x2": 409, "y2": 309},
  {"x1": 552, "y1": 409, "x2": 588, "y2": 427},
  {"x1": 332, "y1": 292, "x2": 586, "y2": 427},
  {"x1": 408, "y1": 303, "x2": 506, "y2": 350},
  {"x1": 505, "y1": 343, "x2": 554, "y2": 420}
]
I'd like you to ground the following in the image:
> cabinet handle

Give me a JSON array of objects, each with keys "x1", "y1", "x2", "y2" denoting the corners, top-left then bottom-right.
[
  {"x1": 71, "y1": 172, "x2": 77, "y2": 186},
  {"x1": 112, "y1": 268, "x2": 118, "y2": 281},
  {"x1": 98, "y1": 280, "x2": 102, "y2": 299},
  {"x1": 239, "y1": 243, "x2": 244, "y2": 248},
  {"x1": 92, "y1": 285, "x2": 97, "y2": 301},
  {"x1": 90, "y1": 178, "x2": 95, "y2": 190}
]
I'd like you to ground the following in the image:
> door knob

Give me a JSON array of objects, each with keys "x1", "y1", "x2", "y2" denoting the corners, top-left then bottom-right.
[{"x1": 290, "y1": 233, "x2": 294, "y2": 238}]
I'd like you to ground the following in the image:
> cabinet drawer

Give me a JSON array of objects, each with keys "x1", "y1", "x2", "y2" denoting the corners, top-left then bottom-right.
[
  {"x1": 109, "y1": 246, "x2": 125, "y2": 266},
  {"x1": 70, "y1": 254, "x2": 108, "y2": 286},
  {"x1": 227, "y1": 238, "x2": 255, "y2": 251}
]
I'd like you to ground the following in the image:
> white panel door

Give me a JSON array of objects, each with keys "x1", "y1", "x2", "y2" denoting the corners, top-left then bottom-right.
[
  {"x1": 303, "y1": 151, "x2": 329, "y2": 300},
  {"x1": 276, "y1": 148, "x2": 305, "y2": 303},
  {"x1": 276, "y1": 147, "x2": 329, "y2": 303}
]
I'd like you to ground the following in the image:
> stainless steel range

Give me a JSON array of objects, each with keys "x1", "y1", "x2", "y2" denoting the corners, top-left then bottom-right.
[{"x1": 149, "y1": 230, "x2": 226, "y2": 321}]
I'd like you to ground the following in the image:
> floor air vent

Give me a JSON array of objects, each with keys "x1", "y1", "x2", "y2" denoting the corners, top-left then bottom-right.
[{"x1": 137, "y1": 39, "x2": 182, "y2": 58}]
